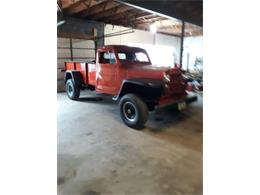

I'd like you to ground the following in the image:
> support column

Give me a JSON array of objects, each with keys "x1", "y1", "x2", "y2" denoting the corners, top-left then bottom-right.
[
  {"x1": 179, "y1": 20, "x2": 185, "y2": 68},
  {"x1": 69, "y1": 38, "x2": 73, "y2": 61},
  {"x1": 94, "y1": 40, "x2": 97, "y2": 60},
  {"x1": 187, "y1": 53, "x2": 190, "y2": 71}
]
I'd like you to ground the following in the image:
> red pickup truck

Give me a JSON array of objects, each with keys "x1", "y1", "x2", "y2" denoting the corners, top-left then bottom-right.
[{"x1": 64, "y1": 45, "x2": 197, "y2": 129}]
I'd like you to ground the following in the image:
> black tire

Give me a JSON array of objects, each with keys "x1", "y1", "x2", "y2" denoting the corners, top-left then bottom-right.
[
  {"x1": 119, "y1": 94, "x2": 148, "y2": 129},
  {"x1": 65, "y1": 79, "x2": 80, "y2": 100}
]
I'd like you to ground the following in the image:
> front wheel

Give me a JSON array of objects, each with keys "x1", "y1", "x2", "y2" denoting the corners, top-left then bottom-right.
[
  {"x1": 119, "y1": 94, "x2": 148, "y2": 130},
  {"x1": 65, "y1": 79, "x2": 80, "y2": 100}
]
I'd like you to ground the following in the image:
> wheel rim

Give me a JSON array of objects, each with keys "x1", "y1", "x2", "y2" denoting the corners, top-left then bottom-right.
[
  {"x1": 122, "y1": 101, "x2": 137, "y2": 122},
  {"x1": 67, "y1": 84, "x2": 73, "y2": 96}
]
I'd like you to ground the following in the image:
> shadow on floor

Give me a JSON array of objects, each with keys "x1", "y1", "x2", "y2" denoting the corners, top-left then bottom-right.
[
  {"x1": 78, "y1": 97, "x2": 104, "y2": 102},
  {"x1": 145, "y1": 106, "x2": 203, "y2": 152},
  {"x1": 77, "y1": 93, "x2": 118, "y2": 106},
  {"x1": 76, "y1": 93, "x2": 203, "y2": 151}
]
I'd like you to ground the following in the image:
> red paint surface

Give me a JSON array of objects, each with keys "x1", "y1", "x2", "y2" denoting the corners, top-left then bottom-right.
[{"x1": 65, "y1": 45, "x2": 187, "y2": 105}]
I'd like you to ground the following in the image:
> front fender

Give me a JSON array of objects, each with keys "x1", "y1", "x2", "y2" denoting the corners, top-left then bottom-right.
[{"x1": 114, "y1": 78, "x2": 163, "y2": 101}]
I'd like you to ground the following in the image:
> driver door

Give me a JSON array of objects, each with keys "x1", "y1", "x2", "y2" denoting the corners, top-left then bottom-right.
[{"x1": 96, "y1": 51, "x2": 117, "y2": 94}]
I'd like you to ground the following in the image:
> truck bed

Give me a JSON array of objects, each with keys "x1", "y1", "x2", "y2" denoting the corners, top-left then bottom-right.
[{"x1": 65, "y1": 61, "x2": 96, "y2": 86}]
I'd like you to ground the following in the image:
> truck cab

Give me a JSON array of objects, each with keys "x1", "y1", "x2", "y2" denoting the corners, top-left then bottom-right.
[{"x1": 64, "y1": 45, "x2": 197, "y2": 129}]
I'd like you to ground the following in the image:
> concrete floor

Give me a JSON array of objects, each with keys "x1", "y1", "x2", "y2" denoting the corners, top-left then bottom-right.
[{"x1": 58, "y1": 91, "x2": 203, "y2": 195}]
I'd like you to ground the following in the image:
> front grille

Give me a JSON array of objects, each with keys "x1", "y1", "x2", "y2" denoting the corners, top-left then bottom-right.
[
  {"x1": 170, "y1": 74, "x2": 182, "y2": 83},
  {"x1": 164, "y1": 73, "x2": 185, "y2": 95}
]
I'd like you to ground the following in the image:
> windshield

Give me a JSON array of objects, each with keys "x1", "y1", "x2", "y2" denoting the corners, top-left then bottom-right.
[{"x1": 117, "y1": 51, "x2": 150, "y2": 63}]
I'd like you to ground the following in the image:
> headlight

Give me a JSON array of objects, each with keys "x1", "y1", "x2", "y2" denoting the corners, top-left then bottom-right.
[{"x1": 163, "y1": 73, "x2": 171, "y2": 82}]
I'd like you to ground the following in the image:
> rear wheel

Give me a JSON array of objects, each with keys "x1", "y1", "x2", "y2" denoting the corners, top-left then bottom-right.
[
  {"x1": 119, "y1": 94, "x2": 148, "y2": 129},
  {"x1": 66, "y1": 79, "x2": 80, "y2": 100}
]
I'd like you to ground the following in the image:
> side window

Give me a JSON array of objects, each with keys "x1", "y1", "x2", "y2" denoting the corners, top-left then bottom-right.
[
  {"x1": 118, "y1": 52, "x2": 136, "y2": 61},
  {"x1": 118, "y1": 53, "x2": 126, "y2": 60},
  {"x1": 135, "y1": 52, "x2": 149, "y2": 62},
  {"x1": 99, "y1": 51, "x2": 116, "y2": 64}
]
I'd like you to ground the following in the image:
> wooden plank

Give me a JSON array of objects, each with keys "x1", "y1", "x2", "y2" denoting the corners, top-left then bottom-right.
[
  {"x1": 58, "y1": 31, "x2": 94, "y2": 40},
  {"x1": 158, "y1": 27, "x2": 202, "y2": 37},
  {"x1": 157, "y1": 24, "x2": 202, "y2": 37},
  {"x1": 135, "y1": 13, "x2": 155, "y2": 20},
  {"x1": 134, "y1": 17, "x2": 167, "y2": 25},
  {"x1": 79, "y1": 0, "x2": 118, "y2": 18},
  {"x1": 156, "y1": 31, "x2": 181, "y2": 37},
  {"x1": 64, "y1": 0, "x2": 94, "y2": 15},
  {"x1": 135, "y1": 19, "x2": 202, "y2": 36},
  {"x1": 61, "y1": 0, "x2": 74, "y2": 9},
  {"x1": 89, "y1": 4, "x2": 134, "y2": 20},
  {"x1": 58, "y1": 47, "x2": 95, "y2": 50},
  {"x1": 185, "y1": 30, "x2": 203, "y2": 36},
  {"x1": 105, "y1": 10, "x2": 147, "y2": 24}
]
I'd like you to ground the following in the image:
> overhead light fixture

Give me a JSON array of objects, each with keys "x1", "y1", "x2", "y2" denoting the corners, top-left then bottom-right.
[{"x1": 150, "y1": 24, "x2": 157, "y2": 34}]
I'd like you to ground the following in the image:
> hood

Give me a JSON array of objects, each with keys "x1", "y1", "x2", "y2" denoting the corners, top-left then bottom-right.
[{"x1": 126, "y1": 64, "x2": 172, "y2": 79}]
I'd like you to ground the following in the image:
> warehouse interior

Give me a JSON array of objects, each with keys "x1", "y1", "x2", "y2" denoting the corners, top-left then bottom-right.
[{"x1": 57, "y1": 0, "x2": 203, "y2": 194}]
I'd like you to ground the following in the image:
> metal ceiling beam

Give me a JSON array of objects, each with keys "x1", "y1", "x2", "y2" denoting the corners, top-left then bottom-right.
[{"x1": 116, "y1": 0, "x2": 203, "y2": 27}]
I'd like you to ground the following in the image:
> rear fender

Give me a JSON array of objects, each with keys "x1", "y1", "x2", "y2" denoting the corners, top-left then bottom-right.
[{"x1": 64, "y1": 71, "x2": 84, "y2": 87}]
